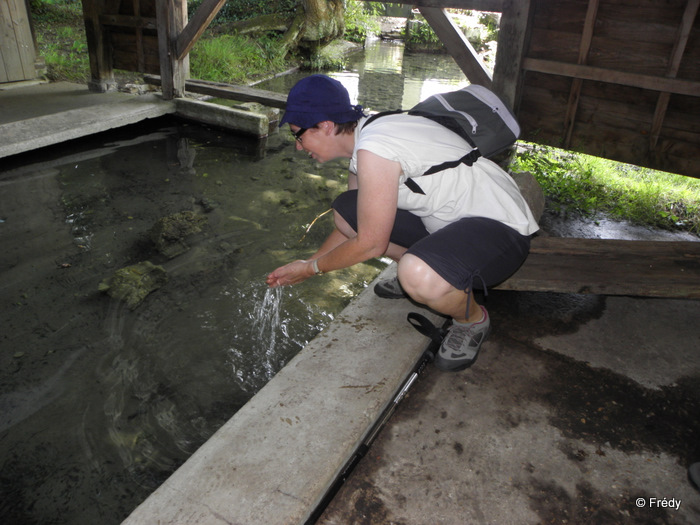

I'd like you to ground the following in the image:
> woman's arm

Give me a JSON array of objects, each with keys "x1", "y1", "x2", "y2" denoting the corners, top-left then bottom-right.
[{"x1": 267, "y1": 150, "x2": 401, "y2": 287}]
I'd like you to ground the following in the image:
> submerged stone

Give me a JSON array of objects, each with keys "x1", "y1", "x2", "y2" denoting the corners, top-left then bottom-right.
[
  {"x1": 150, "y1": 211, "x2": 207, "y2": 259},
  {"x1": 99, "y1": 261, "x2": 168, "y2": 310}
]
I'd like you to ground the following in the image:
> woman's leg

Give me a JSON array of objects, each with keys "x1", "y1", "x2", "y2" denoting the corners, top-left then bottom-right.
[
  {"x1": 332, "y1": 211, "x2": 409, "y2": 261},
  {"x1": 330, "y1": 190, "x2": 428, "y2": 262},
  {"x1": 397, "y1": 217, "x2": 531, "y2": 322},
  {"x1": 397, "y1": 254, "x2": 482, "y2": 323}
]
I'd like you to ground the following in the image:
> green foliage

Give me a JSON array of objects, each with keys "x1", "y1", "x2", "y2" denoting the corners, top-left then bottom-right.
[
  {"x1": 190, "y1": 33, "x2": 287, "y2": 84},
  {"x1": 405, "y1": 10, "x2": 500, "y2": 52},
  {"x1": 405, "y1": 19, "x2": 443, "y2": 49},
  {"x1": 478, "y1": 12, "x2": 500, "y2": 42},
  {"x1": 344, "y1": 0, "x2": 382, "y2": 43},
  {"x1": 35, "y1": 16, "x2": 90, "y2": 82},
  {"x1": 512, "y1": 144, "x2": 700, "y2": 233},
  {"x1": 302, "y1": 41, "x2": 349, "y2": 71},
  {"x1": 30, "y1": 0, "x2": 82, "y2": 23},
  {"x1": 187, "y1": 0, "x2": 296, "y2": 23}
]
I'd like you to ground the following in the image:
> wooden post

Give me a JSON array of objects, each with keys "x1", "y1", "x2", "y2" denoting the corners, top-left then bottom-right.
[
  {"x1": 649, "y1": 0, "x2": 700, "y2": 151},
  {"x1": 82, "y1": 0, "x2": 116, "y2": 92},
  {"x1": 156, "y1": 0, "x2": 188, "y2": 100},
  {"x1": 563, "y1": 0, "x2": 600, "y2": 149},
  {"x1": 177, "y1": 0, "x2": 228, "y2": 60},
  {"x1": 418, "y1": 7, "x2": 493, "y2": 87},
  {"x1": 492, "y1": 0, "x2": 533, "y2": 112}
]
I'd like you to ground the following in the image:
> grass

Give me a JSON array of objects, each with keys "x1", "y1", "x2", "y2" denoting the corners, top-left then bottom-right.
[
  {"x1": 33, "y1": 4, "x2": 90, "y2": 82},
  {"x1": 32, "y1": 1, "x2": 292, "y2": 85},
  {"x1": 512, "y1": 143, "x2": 700, "y2": 234},
  {"x1": 189, "y1": 33, "x2": 288, "y2": 84}
]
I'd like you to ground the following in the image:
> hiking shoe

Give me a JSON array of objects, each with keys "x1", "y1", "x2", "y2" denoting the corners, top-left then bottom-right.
[
  {"x1": 374, "y1": 277, "x2": 407, "y2": 299},
  {"x1": 434, "y1": 306, "x2": 491, "y2": 372}
]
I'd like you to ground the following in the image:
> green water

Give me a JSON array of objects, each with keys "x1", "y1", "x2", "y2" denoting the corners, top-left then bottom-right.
[{"x1": 0, "y1": 40, "x2": 468, "y2": 524}]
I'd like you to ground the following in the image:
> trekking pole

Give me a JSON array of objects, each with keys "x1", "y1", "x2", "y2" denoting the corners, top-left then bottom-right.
[{"x1": 304, "y1": 313, "x2": 449, "y2": 524}]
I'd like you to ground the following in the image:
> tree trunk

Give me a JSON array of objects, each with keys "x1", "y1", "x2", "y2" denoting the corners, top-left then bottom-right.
[
  {"x1": 226, "y1": 14, "x2": 292, "y2": 35},
  {"x1": 225, "y1": 0, "x2": 345, "y2": 56},
  {"x1": 300, "y1": 0, "x2": 344, "y2": 43}
]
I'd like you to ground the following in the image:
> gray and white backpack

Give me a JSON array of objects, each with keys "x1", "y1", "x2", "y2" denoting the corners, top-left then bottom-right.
[{"x1": 362, "y1": 84, "x2": 520, "y2": 194}]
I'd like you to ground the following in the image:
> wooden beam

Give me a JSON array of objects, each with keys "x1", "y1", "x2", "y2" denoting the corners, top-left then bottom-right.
[
  {"x1": 156, "y1": 0, "x2": 188, "y2": 99},
  {"x1": 522, "y1": 58, "x2": 700, "y2": 97},
  {"x1": 133, "y1": 0, "x2": 144, "y2": 73},
  {"x1": 176, "y1": 0, "x2": 228, "y2": 60},
  {"x1": 492, "y1": 0, "x2": 532, "y2": 110},
  {"x1": 388, "y1": 0, "x2": 504, "y2": 11},
  {"x1": 418, "y1": 7, "x2": 492, "y2": 87},
  {"x1": 104, "y1": 0, "x2": 123, "y2": 12},
  {"x1": 82, "y1": 0, "x2": 116, "y2": 92},
  {"x1": 144, "y1": 75, "x2": 288, "y2": 108},
  {"x1": 99, "y1": 14, "x2": 157, "y2": 30},
  {"x1": 496, "y1": 236, "x2": 700, "y2": 299},
  {"x1": 649, "y1": 0, "x2": 700, "y2": 150},
  {"x1": 563, "y1": 0, "x2": 600, "y2": 149}
]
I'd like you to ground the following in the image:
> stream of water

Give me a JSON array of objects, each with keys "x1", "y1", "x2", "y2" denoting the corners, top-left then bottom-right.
[{"x1": 0, "y1": 40, "x2": 469, "y2": 524}]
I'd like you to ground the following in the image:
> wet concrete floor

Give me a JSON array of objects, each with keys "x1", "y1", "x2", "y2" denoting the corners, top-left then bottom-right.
[{"x1": 318, "y1": 289, "x2": 700, "y2": 524}]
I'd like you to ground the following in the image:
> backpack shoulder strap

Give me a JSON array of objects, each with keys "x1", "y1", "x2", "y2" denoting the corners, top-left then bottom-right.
[
  {"x1": 360, "y1": 109, "x2": 404, "y2": 130},
  {"x1": 358, "y1": 108, "x2": 481, "y2": 195}
]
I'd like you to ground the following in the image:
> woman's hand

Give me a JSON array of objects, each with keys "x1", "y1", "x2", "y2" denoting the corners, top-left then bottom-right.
[{"x1": 266, "y1": 259, "x2": 314, "y2": 287}]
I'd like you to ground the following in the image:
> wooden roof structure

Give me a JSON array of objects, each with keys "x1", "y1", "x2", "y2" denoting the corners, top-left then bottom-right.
[{"x1": 71, "y1": 0, "x2": 700, "y2": 180}]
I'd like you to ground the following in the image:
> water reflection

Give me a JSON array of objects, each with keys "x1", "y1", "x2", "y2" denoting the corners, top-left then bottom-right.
[{"x1": 257, "y1": 39, "x2": 468, "y2": 111}]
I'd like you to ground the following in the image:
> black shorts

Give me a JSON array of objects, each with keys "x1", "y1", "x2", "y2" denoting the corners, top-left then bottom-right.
[{"x1": 332, "y1": 190, "x2": 531, "y2": 291}]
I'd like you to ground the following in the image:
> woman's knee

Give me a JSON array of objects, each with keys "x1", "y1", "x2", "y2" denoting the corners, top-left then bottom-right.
[
  {"x1": 398, "y1": 254, "x2": 453, "y2": 301},
  {"x1": 333, "y1": 210, "x2": 356, "y2": 237},
  {"x1": 331, "y1": 190, "x2": 358, "y2": 237}
]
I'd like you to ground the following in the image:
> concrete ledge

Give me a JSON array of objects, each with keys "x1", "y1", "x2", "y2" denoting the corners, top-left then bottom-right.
[
  {"x1": 174, "y1": 98, "x2": 279, "y2": 138},
  {"x1": 0, "y1": 93, "x2": 175, "y2": 158},
  {"x1": 121, "y1": 265, "x2": 443, "y2": 524}
]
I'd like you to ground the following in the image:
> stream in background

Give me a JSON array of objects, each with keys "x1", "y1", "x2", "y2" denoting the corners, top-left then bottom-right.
[{"x1": 0, "y1": 40, "x2": 468, "y2": 524}]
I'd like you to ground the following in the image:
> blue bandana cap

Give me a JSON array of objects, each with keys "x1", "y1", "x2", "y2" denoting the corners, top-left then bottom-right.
[{"x1": 280, "y1": 74, "x2": 365, "y2": 128}]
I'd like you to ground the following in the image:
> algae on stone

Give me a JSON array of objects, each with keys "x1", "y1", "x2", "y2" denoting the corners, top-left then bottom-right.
[
  {"x1": 150, "y1": 211, "x2": 207, "y2": 258},
  {"x1": 99, "y1": 261, "x2": 168, "y2": 310}
]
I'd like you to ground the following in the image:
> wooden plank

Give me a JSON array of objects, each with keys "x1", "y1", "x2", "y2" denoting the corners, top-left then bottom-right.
[
  {"x1": 497, "y1": 237, "x2": 700, "y2": 298},
  {"x1": 1, "y1": 0, "x2": 25, "y2": 81},
  {"x1": 105, "y1": 0, "x2": 123, "y2": 13},
  {"x1": 82, "y1": 0, "x2": 116, "y2": 91},
  {"x1": 155, "y1": 0, "x2": 187, "y2": 99},
  {"x1": 522, "y1": 58, "x2": 700, "y2": 97},
  {"x1": 392, "y1": 0, "x2": 504, "y2": 11},
  {"x1": 99, "y1": 14, "x2": 157, "y2": 29},
  {"x1": 143, "y1": 75, "x2": 288, "y2": 108},
  {"x1": 7, "y1": 0, "x2": 35, "y2": 79},
  {"x1": 0, "y1": 41, "x2": 8, "y2": 83},
  {"x1": 649, "y1": 0, "x2": 700, "y2": 150},
  {"x1": 593, "y1": 9, "x2": 683, "y2": 45},
  {"x1": 518, "y1": 79, "x2": 700, "y2": 177},
  {"x1": 176, "y1": 0, "x2": 227, "y2": 60},
  {"x1": 493, "y1": 0, "x2": 533, "y2": 109},
  {"x1": 527, "y1": 28, "x2": 583, "y2": 62},
  {"x1": 155, "y1": 0, "x2": 173, "y2": 98},
  {"x1": 418, "y1": 7, "x2": 492, "y2": 87},
  {"x1": 563, "y1": 0, "x2": 600, "y2": 148},
  {"x1": 529, "y1": 29, "x2": 677, "y2": 74},
  {"x1": 133, "y1": 0, "x2": 144, "y2": 72},
  {"x1": 112, "y1": 32, "x2": 160, "y2": 73}
]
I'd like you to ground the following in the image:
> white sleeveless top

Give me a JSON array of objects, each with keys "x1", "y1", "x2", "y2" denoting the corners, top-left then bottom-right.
[{"x1": 350, "y1": 113, "x2": 540, "y2": 236}]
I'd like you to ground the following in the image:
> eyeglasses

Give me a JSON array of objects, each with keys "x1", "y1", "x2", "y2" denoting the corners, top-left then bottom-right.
[{"x1": 291, "y1": 127, "x2": 308, "y2": 142}]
